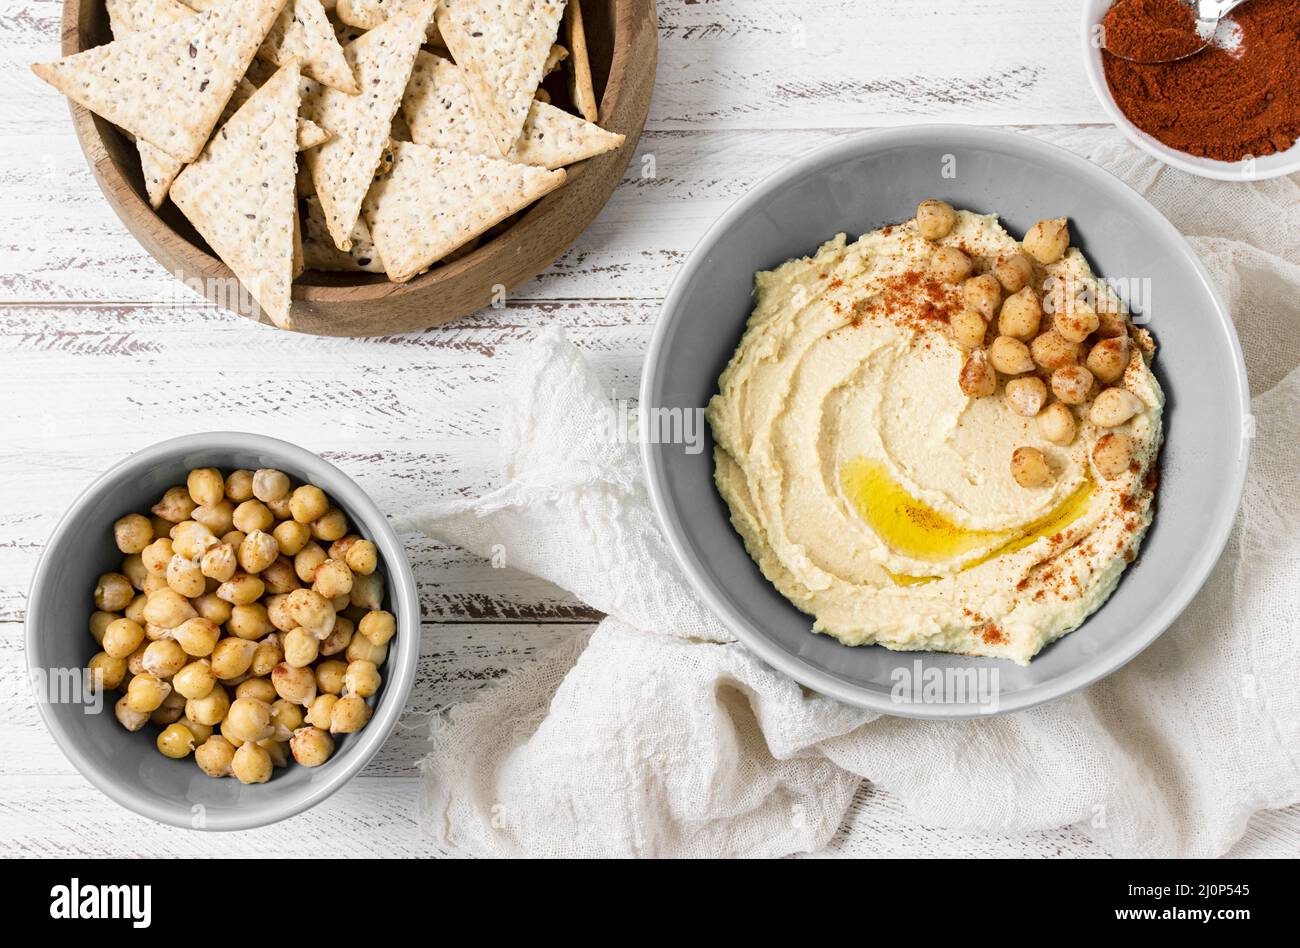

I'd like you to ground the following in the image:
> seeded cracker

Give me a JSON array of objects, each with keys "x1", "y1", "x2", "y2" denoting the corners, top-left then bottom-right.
[
  {"x1": 334, "y1": 0, "x2": 444, "y2": 44},
  {"x1": 565, "y1": 0, "x2": 597, "y2": 122},
  {"x1": 402, "y1": 51, "x2": 623, "y2": 170},
  {"x1": 361, "y1": 141, "x2": 566, "y2": 282},
  {"x1": 435, "y1": 0, "x2": 566, "y2": 157},
  {"x1": 170, "y1": 61, "x2": 301, "y2": 328},
  {"x1": 301, "y1": 195, "x2": 385, "y2": 273},
  {"x1": 303, "y1": 2, "x2": 431, "y2": 251},
  {"x1": 32, "y1": 0, "x2": 285, "y2": 163}
]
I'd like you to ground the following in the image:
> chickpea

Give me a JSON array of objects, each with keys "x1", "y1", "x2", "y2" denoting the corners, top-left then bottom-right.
[
  {"x1": 311, "y1": 509, "x2": 348, "y2": 544},
  {"x1": 226, "y1": 602, "x2": 271, "y2": 640},
  {"x1": 1030, "y1": 330, "x2": 1080, "y2": 371},
  {"x1": 200, "y1": 543, "x2": 238, "y2": 583},
  {"x1": 216, "y1": 572, "x2": 265, "y2": 605},
  {"x1": 266, "y1": 594, "x2": 296, "y2": 633},
  {"x1": 290, "y1": 726, "x2": 335, "y2": 767},
  {"x1": 343, "y1": 659, "x2": 381, "y2": 698},
  {"x1": 988, "y1": 336, "x2": 1034, "y2": 375},
  {"x1": 171, "y1": 520, "x2": 219, "y2": 560},
  {"x1": 143, "y1": 588, "x2": 196, "y2": 629},
  {"x1": 195, "y1": 735, "x2": 237, "y2": 777},
  {"x1": 1037, "y1": 402, "x2": 1078, "y2": 446},
  {"x1": 993, "y1": 252, "x2": 1034, "y2": 293},
  {"x1": 313, "y1": 558, "x2": 353, "y2": 599},
  {"x1": 150, "y1": 516, "x2": 173, "y2": 540},
  {"x1": 173, "y1": 659, "x2": 216, "y2": 700},
  {"x1": 252, "y1": 468, "x2": 291, "y2": 503},
  {"x1": 997, "y1": 287, "x2": 1043, "y2": 340},
  {"x1": 125, "y1": 643, "x2": 149, "y2": 676},
  {"x1": 143, "y1": 622, "x2": 171, "y2": 642},
  {"x1": 225, "y1": 469, "x2": 255, "y2": 503},
  {"x1": 236, "y1": 676, "x2": 277, "y2": 704},
  {"x1": 329, "y1": 535, "x2": 361, "y2": 560},
  {"x1": 306, "y1": 694, "x2": 339, "y2": 729},
  {"x1": 191, "y1": 592, "x2": 232, "y2": 626},
  {"x1": 231, "y1": 740, "x2": 273, "y2": 784},
  {"x1": 192, "y1": 500, "x2": 235, "y2": 536},
  {"x1": 283, "y1": 627, "x2": 321, "y2": 667},
  {"x1": 89, "y1": 610, "x2": 117, "y2": 644},
  {"x1": 1004, "y1": 376, "x2": 1048, "y2": 418},
  {"x1": 219, "y1": 717, "x2": 247, "y2": 748},
  {"x1": 349, "y1": 572, "x2": 384, "y2": 611},
  {"x1": 88, "y1": 652, "x2": 127, "y2": 691},
  {"x1": 186, "y1": 683, "x2": 230, "y2": 726},
  {"x1": 152, "y1": 486, "x2": 196, "y2": 523},
  {"x1": 343, "y1": 539, "x2": 377, "y2": 576},
  {"x1": 124, "y1": 593, "x2": 148, "y2": 625},
  {"x1": 346, "y1": 634, "x2": 387, "y2": 667},
  {"x1": 157, "y1": 722, "x2": 196, "y2": 759},
  {"x1": 1011, "y1": 446, "x2": 1054, "y2": 488},
  {"x1": 329, "y1": 592, "x2": 349, "y2": 613},
  {"x1": 225, "y1": 696, "x2": 275, "y2": 744},
  {"x1": 931, "y1": 246, "x2": 972, "y2": 284},
  {"x1": 232, "y1": 499, "x2": 273, "y2": 534},
  {"x1": 1095, "y1": 307, "x2": 1128, "y2": 339},
  {"x1": 320, "y1": 617, "x2": 354, "y2": 656},
  {"x1": 271, "y1": 699, "x2": 305, "y2": 740},
  {"x1": 141, "y1": 537, "x2": 174, "y2": 575},
  {"x1": 1093, "y1": 432, "x2": 1135, "y2": 480},
  {"x1": 251, "y1": 634, "x2": 284, "y2": 677},
  {"x1": 115, "y1": 695, "x2": 150, "y2": 732},
  {"x1": 238, "y1": 530, "x2": 279, "y2": 574},
  {"x1": 1087, "y1": 336, "x2": 1130, "y2": 384},
  {"x1": 289, "y1": 485, "x2": 329, "y2": 524},
  {"x1": 1023, "y1": 217, "x2": 1069, "y2": 264},
  {"x1": 182, "y1": 717, "x2": 214, "y2": 744},
  {"x1": 1055, "y1": 300, "x2": 1099, "y2": 344},
  {"x1": 915, "y1": 199, "x2": 957, "y2": 240},
  {"x1": 1051, "y1": 365, "x2": 1094, "y2": 405},
  {"x1": 962, "y1": 274, "x2": 1002, "y2": 320},
  {"x1": 266, "y1": 496, "x2": 293, "y2": 520},
  {"x1": 113, "y1": 513, "x2": 153, "y2": 554},
  {"x1": 1090, "y1": 387, "x2": 1145, "y2": 428},
  {"x1": 272, "y1": 520, "x2": 312, "y2": 557},
  {"x1": 210, "y1": 637, "x2": 259, "y2": 680},
  {"x1": 142, "y1": 639, "x2": 187, "y2": 678},
  {"x1": 958, "y1": 348, "x2": 996, "y2": 397},
  {"x1": 173, "y1": 616, "x2": 221, "y2": 656},
  {"x1": 272, "y1": 662, "x2": 317, "y2": 707},
  {"x1": 294, "y1": 542, "x2": 327, "y2": 583},
  {"x1": 330, "y1": 694, "x2": 372, "y2": 734},
  {"x1": 286, "y1": 588, "x2": 335, "y2": 640},
  {"x1": 141, "y1": 572, "x2": 169, "y2": 595},
  {"x1": 94, "y1": 572, "x2": 134, "y2": 612},
  {"x1": 221, "y1": 530, "x2": 247, "y2": 549},
  {"x1": 260, "y1": 556, "x2": 300, "y2": 595},
  {"x1": 103, "y1": 617, "x2": 145, "y2": 659},
  {"x1": 950, "y1": 310, "x2": 987, "y2": 349},
  {"x1": 121, "y1": 554, "x2": 147, "y2": 591},
  {"x1": 125, "y1": 673, "x2": 171, "y2": 713},
  {"x1": 164, "y1": 554, "x2": 204, "y2": 598},
  {"x1": 186, "y1": 468, "x2": 225, "y2": 508},
  {"x1": 260, "y1": 738, "x2": 290, "y2": 769}
]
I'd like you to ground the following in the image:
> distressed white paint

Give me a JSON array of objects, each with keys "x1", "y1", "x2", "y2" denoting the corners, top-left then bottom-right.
[{"x1": 1, "y1": 0, "x2": 1295, "y2": 857}]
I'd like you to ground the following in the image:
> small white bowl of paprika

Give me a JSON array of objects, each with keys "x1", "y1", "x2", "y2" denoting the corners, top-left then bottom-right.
[{"x1": 1081, "y1": 0, "x2": 1300, "y2": 181}]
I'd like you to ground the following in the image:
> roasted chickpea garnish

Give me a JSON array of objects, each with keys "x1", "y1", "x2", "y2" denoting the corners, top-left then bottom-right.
[
  {"x1": 993, "y1": 253, "x2": 1033, "y2": 293},
  {"x1": 1092, "y1": 433, "x2": 1135, "y2": 480},
  {"x1": 1037, "y1": 402, "x2": 1078, "y2": 446},
  {"x1": 962, "y1": 274, "x2": 1002, "y2": 320},
  {"x1": 959, "y1": 349, "x2": 997, "y2": 398},
  {"x1": 1010, "y1": 447, "x2": 1054, "y2": 489},
  {"x1": 1004, "y1": 376, "x2": 1048, "y2": 418},
  {"x1": 1089, "y1": 387, "x2": 1145, "y2": 428},
  {"x1": 989, "y1": 336, "x2": 1035, "y2": 375},
  {"x1": 915, "y1": 199, "x2": 957, "y2": 240},
  {"x1": 931, "y1": 246, "x2": 973, "y2": 284},
  {"x1": 997, "y1": 287, "x2": 1042, "y2": 341},
  {"x1": 1023, "y1": 217, "x2": 1069, "y2": 264}
]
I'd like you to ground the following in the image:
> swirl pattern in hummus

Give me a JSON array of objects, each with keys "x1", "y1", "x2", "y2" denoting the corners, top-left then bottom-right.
[{"x1": 706, "y1": 211, "x2": 1163, "y2": 664}]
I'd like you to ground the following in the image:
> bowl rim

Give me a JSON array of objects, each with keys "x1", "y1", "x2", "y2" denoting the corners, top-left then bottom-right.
[
  {"x1": 641, "y1": 124, "x2": 1251, "y2": 718},
  {"x1": 24, "y1": 431, "x2": 421, "y2": 830},
  {"x1": 1079, "y1": 0, "x2": 1300, "y2": 182}
]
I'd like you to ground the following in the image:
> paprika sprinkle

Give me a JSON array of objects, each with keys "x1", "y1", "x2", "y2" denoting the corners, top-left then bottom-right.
[{"x1": 1102, "y1": 0, "x2": 1300, "y2": 161}]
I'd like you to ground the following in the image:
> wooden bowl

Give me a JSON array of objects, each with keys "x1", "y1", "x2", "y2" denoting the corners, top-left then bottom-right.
[{"x1": 60, "y1": 0, "x2": 658, "y2": 336}]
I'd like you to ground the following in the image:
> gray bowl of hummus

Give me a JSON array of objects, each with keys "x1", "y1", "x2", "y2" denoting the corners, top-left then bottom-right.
[{"x1": 642, "y1": 126, "x2": 1249, "y2": 717}]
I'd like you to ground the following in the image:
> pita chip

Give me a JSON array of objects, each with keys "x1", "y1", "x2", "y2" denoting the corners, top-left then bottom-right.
[
  {"x1": 360, "y1": 141, "x2": 566, "y2": 282},
  {"x1": 303, "y1": 2, "x2": 430, "y2": 251},
  {"x1": 170, "y1": 61, "x2": 301, "y2": 328},
  {"x1": 435, "y1": 0, "x2": 566, "y2": 157},
  {"x1": 32, "y1": 0, "x2": 286, "y2": 162},
  {"x1": 402, "y1": 51, "x2": 623, "y2": 170}
]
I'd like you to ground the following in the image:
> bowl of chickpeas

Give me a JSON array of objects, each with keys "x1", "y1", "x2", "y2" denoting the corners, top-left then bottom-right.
[{"x1": 26, "y1": 432, "x2": 419, "y2": 831}]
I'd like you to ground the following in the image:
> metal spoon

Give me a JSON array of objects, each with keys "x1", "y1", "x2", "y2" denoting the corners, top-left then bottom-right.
[{"x1": 1103, "y1": 0, "x2": 1250, "y2": 64}]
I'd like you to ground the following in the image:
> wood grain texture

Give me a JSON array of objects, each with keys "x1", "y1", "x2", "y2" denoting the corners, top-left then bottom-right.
[
  {"x1": 3, "y1": 0, "x2": 1297, "y2": 857},
  {"x1": 57, "y1": 0, "x2": 658, "y2": 335}
]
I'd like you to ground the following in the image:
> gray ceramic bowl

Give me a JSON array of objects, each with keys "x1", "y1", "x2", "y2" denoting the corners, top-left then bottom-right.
[
  {"x1": 642, "y1": 126, "x2": 1249, "y2": 718},
  {"x1": 26, "y1": 432, "x2": 419, "y2": 830}
]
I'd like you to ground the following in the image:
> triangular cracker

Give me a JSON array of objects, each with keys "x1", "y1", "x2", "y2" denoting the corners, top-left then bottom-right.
[
  {"x1": 434, "y1": 0, "x2": 566, "y2": 157},
  {"x1": 170, "y1": 61, "x2": 301, "y2": 328},
  {"x1": 334, "y1": 0, "x2": 443, "y2": 43},
  {"x1": 32, "y1": 0, "x2": 286, "y2": 162},
  {"x1": 360, "y1": 141, "x2": 565, "y2": 282},
  {"x1": 402, "y1": 51, "x2": 623, "y2": 170},
  {"x1": 303, "y1": 2, "x2": 430, "y2": 251}
]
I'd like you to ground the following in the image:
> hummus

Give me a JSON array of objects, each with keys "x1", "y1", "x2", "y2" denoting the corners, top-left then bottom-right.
[{"x1": 706, "y1": 211, "x2": 1163, "y2": 664}]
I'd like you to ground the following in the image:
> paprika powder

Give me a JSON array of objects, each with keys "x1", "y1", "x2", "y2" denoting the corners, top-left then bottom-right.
[{"x1": 1102, "y1": 0, "x2": 1300, "y2": 162}]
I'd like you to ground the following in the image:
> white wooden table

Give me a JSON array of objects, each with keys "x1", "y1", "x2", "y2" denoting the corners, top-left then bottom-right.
[{"x1": 2, "y1": 0, "x2": 1294, "y2": 857}]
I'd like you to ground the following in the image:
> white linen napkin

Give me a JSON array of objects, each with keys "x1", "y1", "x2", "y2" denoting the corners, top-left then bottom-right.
[{"x1": 410, "y1": 129, "x2": 1300, "y2": 858}]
